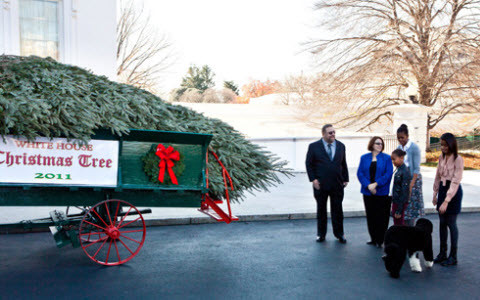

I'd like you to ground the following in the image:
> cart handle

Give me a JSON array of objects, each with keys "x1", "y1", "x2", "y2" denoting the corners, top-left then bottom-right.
[
  {"x1": 203, "y1": 149, "x2": 235, "y2": 221},
  {"x1": 206, "y1": 149, "x2": 234, "y2": 191}
]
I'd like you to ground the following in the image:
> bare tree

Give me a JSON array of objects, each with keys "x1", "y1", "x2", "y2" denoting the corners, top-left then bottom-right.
[
  {"x1": 280, "y1": 73, "x2": 326, "y2": 105},
  {"x1": 307, "y1": 0, "x2": 480, "y2": 133},
  {"x1": 117, "y1": 0, "x2": 174, "y2": 93},
  {"x1": 280, "y1": 73, "x2": 350, "y2": 124}
]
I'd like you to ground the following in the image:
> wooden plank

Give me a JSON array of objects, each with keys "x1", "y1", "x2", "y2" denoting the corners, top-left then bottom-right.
[{"x1": 0, "y1": 187, "x2": 202, "y2": 207}]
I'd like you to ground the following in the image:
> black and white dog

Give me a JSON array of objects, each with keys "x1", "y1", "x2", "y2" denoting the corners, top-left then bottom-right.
[{"x1": 382, "y1": 218, "x2": 434, "y2": 278}]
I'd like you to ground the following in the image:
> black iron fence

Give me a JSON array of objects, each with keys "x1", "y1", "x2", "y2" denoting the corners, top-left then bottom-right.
[
  {"x1": 381, "y1": 135, "x2": 480, "y2": 153},
  {"x1": 430, "y1": 138, "x2": 480, "y2": 152},
  {"x1": 383, "y1": 134, "x2": 398, "y2": 154}
]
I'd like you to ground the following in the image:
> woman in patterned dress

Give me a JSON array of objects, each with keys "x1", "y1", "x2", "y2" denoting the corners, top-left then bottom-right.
[{"x1": 396, "y1": 124, "x2": 425, "y2": 226}]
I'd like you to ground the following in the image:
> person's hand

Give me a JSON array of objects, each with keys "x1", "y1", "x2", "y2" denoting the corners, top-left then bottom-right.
[
  {"x1": 367, "y1": 183, "x2": 377, "y2": 192},
  {"x1": 313, "y1": 179, "x2": 320, "y2": 190},
  {"x1": 439, "y1": 201, "x2": 449, "y2": 214},
  {"x1": 372, "y1": 189, "x2": 377, "y2": 195},
  {"x1": 409, "y1": 181, "x2": 415, "y2": 193},
  {"x1": 343, "y1": 182, "x2": 348, "y2": 188},
  {"x1": 394, "y1": 213, "x2": 402, "y2": 219},
  {"x1": 432, "y1": 196, "x2": 437, "y2": 206}
]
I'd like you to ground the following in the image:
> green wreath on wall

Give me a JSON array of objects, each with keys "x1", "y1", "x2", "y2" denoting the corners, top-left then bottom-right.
[{"x1": 142, "y1": 144, "x2": 186, "y2": 185}]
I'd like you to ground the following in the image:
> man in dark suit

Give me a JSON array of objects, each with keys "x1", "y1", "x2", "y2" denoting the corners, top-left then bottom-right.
[{"x1": 306, "y1": 124, "x2": 349, "y2": 243}]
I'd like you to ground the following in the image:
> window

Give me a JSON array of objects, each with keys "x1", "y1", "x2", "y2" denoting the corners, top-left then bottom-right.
[{"x1": 19, "y1": 0, "x2": 60, "y2": 60}]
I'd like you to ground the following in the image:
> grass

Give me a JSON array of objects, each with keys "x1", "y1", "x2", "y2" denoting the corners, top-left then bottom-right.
[
  {"x1": 421, "y1": 162, "x2": 439, "y2": 168},
  {"x1": 424, "y1": 151, "x2": 480, "y2": 170},
  {"x1": 421, "y1": 162, "x2": 476, "y2": 170}
]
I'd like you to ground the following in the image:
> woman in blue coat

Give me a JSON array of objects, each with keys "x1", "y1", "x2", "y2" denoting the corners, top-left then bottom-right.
[{"x1": 357, "y1": 136, "x2": 394, "y2": 247}]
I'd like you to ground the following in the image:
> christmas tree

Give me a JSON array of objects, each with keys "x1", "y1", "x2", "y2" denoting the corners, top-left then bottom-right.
[{"x1": 0, "y1": 55, "x2": 290, "y2": 202}]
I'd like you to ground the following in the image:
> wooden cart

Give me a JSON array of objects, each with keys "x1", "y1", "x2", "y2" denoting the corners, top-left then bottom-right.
[{"x1": 0, "y1": 129, "x2": 237, "y2": 265}]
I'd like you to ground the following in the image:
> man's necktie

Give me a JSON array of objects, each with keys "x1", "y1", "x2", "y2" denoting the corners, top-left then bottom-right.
[{"x1": 327, "y1": 143, "x2": 333, "y2": 160}]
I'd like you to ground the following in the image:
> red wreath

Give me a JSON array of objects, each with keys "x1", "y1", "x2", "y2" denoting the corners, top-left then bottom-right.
[{"x1": 155, "y1": 144, "x2": 180, "y2": 185}]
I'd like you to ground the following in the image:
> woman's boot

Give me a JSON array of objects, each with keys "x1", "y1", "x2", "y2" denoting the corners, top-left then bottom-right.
[
  {"x1": 441, "y1": 247, "x2": 457, "y2": 266},
  {"x1": 434, "y1": 246, "x2": 447, "y2": 264}
]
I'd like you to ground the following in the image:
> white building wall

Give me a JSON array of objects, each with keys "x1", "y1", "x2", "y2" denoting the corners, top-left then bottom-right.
[
  {"x1": 0, "y1": 0, "x2": 116, "y2": 79},
  {"x1": 176, "y1": 102, "x2": 332, "y2": 138},
  {"x1": 178, "y1": 101, "x2": 393, "y2": 172},
  {"x1": 75, "y1": 0, "x2": 116, "y2": 79},
  {"x1": 249, "y1": 136, "x2": 374, "y2": 172}
]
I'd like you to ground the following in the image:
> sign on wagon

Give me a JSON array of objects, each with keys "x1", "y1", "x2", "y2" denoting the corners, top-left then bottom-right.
[{"x1": 0, "y1": 136, "x2": 119, "y2": 186}]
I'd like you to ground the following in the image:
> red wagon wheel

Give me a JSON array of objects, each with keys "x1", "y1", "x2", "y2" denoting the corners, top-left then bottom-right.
[{"x1": 79, "y1": 199, "x2": 146, "y2": 266}]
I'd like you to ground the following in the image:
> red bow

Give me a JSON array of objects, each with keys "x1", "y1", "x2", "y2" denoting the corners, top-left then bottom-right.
[{"x1": 155, "y1": 144, "x2": 180, "y2": 185}]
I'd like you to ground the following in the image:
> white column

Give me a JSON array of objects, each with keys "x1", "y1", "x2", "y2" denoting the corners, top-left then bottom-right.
[
  {"x1": 61, "y1": 0, "x2": 79, "y2": 65},
  {"x1": 1, "y1": 0, "x2": 20, "y2": 55},
  {"x1": 392, "y1": 104, "x2": 429, "y2": 162},
  {"x1": 0, "y1": 0, "x2": 5, "y2": 53}
]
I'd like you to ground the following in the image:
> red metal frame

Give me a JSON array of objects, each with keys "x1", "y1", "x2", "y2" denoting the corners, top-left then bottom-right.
[{"x1": 198, "y1": 150, "x2": 238, "y2": 223}]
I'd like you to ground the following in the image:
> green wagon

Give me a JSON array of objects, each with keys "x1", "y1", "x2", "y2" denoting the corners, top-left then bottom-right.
[{"x1": 0, "y1": 129, "x2": 237, "y2": 265}]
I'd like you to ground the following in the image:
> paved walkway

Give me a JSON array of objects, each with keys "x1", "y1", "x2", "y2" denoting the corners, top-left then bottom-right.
[
  {"x1": 1, "y1": 166, "x2": 479, "y2": 226},
  {"x1": 1, "y1": 214, "x2": 480, "y2": 299}
]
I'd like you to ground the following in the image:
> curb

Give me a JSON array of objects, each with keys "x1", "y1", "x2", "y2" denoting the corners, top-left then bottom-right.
[
  {"x1": 3, "y1": 207, "x2": 480, "y2": 234},
  {"x1": 144, "y1": 206, "x2": 480, "y2": 226}
]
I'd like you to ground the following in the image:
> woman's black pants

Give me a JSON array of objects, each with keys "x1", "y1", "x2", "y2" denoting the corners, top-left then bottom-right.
[
  {"x1": 439, "y1": 213, "x2": 459, "y2": 253},
  {"x1": 363, "y1": 195, "x2": 391, "y2": 244}
]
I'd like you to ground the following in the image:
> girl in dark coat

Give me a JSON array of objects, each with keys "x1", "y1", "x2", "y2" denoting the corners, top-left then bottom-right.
[{"x1": 391, "y1": 149, "x2": 411, "y2": 226}]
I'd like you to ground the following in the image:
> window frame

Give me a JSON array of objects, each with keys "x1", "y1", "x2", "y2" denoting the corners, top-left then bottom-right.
[{"x1": 17, "y1": 0, "x2": 65, "y2": 61}]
